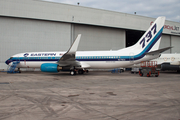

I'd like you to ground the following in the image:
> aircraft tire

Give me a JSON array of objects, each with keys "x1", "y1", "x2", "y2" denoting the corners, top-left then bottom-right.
[
  {"x1": 78, "y1": 70, "x2": 84, "y2": 74},
  {"x1": 70, "y1": 70, "x2": 76, "y2": 75}
]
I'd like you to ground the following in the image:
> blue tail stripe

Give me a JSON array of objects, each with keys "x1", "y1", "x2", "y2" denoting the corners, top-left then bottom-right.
[{"x1": 115, "y1": 26, "x2": 163, "y2": 60}]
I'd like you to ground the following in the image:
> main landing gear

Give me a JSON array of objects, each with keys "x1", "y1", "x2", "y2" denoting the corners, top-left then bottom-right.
[
  {"x1": 18, "y1": 68, "x2": 21, "y2": 73},
  {"x1": 70, "y1": 69, "x2": 88, "y2": 75},
  {"x1": 70, "y1": 70, "x2": 76, "y2": 75}
]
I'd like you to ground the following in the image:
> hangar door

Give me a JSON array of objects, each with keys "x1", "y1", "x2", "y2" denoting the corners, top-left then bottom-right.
[
  {"x1": 0, "y1": 17, "x2": 71, "y2": 69},
  {"x1": 73, "y1": 24, "x2": 125, "y2": 51},
  {"x1": 126, "y1": 30, "x2": 144, "y2": 47},
  {"x1": 126, "y1": 30, "x2": 171, "y2": 54},
  {"x1": 159, "y1": 35, "x2": 171, "y2": 53},
  {"x1": 171, "y1": 36, "x2": 180, "y2": 53}
]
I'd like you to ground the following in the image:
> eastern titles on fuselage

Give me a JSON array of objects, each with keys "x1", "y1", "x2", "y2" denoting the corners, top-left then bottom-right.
[{"x1": 24, "y1": 53, "x2": 63, "y2": 57}]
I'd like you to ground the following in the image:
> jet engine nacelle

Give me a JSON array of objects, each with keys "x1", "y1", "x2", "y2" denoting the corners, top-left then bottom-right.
[{"x1": 41, "y1": 63, "x2": 59, "y2": 72}]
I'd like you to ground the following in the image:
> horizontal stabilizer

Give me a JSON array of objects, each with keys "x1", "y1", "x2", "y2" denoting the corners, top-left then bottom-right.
[{"x1": 145, "y1": 47, "x2": 172, "y2": 55}]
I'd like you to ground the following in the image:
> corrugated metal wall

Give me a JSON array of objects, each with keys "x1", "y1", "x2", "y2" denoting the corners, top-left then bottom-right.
[
  {"x1": 0, "y1": 17, "x2": 71, "y2": 69},
  {"x1": 172, "y1": 36, "x2": 180, "y2": 53},
  {"x1": 160, "y1": 35, "x2": 171, "y2": 53},
  {"x1": 74, "y1": 24, "x2": 125, "y2": 51},
  {"x1": 1, "y1": 0, "x2": 179, "y2": 36}
]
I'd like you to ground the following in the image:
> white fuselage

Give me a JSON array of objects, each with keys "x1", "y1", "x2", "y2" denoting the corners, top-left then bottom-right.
[
  {"x1": 153, "y1": 53, "x2": 180, "y2": 65},
  {"x1": 132, "y1": 53, "x2": 180, "y2": 68},
  {"x1": 8, "y1": 50, "x2": 159, "y2": 69}
]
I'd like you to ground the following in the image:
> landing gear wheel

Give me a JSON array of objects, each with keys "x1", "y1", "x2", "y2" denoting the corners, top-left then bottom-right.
[
  {"x1": 78, "y1": 70, "x2": 84, "y2": 74},
  {"x1": 70, "y1": 70, "x2": 76, "y2": 75},
  {"x1": 18, "y1": 68, "x2": 21, "y2": 73}
]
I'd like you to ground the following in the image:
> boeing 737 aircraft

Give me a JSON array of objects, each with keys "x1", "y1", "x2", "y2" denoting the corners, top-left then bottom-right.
[{"x1": 5, "y1": 17, "x2": 169, "y2": 75}]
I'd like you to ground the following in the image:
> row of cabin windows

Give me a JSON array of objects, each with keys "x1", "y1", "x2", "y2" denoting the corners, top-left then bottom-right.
[
  {"x1": 22, "y1": 57, "x2": 59, "y2": 59},
  {"x1": 15, "y1": 56, "x2": 121, "y2": 60},
  {"x1": 157, "y1": 57, "x2": 180, "y2": 60},
  {"x1": 76, "y1": 56, "x2": 121, "y2": 59}
]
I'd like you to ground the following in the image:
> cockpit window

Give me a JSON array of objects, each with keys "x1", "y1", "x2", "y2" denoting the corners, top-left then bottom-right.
[{"x1": 10, "y1": 57, "x2": 13, "y2": 59}]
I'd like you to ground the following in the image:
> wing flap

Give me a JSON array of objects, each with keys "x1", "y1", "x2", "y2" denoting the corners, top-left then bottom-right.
[{"x1": 58, "y1": 61, "x2": 81, "y2": 67}]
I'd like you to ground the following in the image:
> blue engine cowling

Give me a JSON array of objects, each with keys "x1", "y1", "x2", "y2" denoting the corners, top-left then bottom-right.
[{"x1": 41, "y1": 63, "x2": 59, "y2": 73}]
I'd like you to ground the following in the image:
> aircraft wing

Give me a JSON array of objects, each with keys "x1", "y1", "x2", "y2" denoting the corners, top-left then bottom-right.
[
  {"x1": 145, "y1": 47, "x2": 172, "y2": 55},
  {"x1": 57, "y1": 34, "x2": 81, "y2": 67}
]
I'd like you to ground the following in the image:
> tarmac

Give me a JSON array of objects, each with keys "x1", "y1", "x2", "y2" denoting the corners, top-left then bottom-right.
[{"x1": 0, "y1": 71, "x2": 180, "y2": 120}]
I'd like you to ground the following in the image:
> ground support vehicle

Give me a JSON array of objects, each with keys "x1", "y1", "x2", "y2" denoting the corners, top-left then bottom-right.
[
  {"x1": 139, "y1": 61, "x2": 159, "y2": 77},
  {"x1": 131, "y1": 67, "x2": 139, "y2": 74}
]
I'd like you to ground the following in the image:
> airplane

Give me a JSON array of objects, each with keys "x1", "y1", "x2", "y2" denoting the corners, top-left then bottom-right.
[
  {"x1": 154, "y1": 53, "x2": 180, "y2": 72},
  {"x1": 5, "y1": 16, "x2": 169, "y2": 75},
  {"x1": 131, "y1": 53, "x2": 179, "y2": 73}
]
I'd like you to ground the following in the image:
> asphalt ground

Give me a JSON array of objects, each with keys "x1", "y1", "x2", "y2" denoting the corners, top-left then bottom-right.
[{"x1": 0, "y1": 71, "x2": 180, "y2": 120}]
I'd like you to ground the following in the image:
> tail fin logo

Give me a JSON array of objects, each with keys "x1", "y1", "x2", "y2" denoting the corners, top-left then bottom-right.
[{"x1": 140, "y1": 24, "x2": 157, "y2": 48}]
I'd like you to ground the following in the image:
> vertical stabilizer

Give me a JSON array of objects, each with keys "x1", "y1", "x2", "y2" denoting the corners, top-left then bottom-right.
[{"x1": 132, "y1": 17, "x2": 166, "y2": 53}]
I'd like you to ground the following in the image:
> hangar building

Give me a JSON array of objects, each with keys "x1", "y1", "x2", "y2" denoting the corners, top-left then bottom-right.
[{"x1": 0, "y1": 0, "x2": 180, "y2": 70}]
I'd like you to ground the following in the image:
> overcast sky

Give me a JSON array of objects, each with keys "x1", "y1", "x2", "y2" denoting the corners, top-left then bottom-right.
[{"x1": 43, "y1": 0, "x2": 180, "y2": 22}]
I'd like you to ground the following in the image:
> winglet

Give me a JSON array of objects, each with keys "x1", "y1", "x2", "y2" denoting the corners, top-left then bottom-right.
[
  {"x1": 58, "y1": 34, "x2": 81, "y2": 62},
  {"x1": 67, "y1": 34, "x2": 81, "y2": 54}
]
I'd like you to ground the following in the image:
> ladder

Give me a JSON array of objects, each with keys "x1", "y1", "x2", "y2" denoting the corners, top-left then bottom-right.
[{"x1": 7, "y1": 61, "x2": 20, "y2": 73}]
